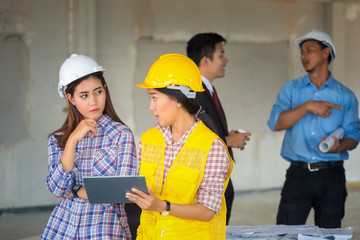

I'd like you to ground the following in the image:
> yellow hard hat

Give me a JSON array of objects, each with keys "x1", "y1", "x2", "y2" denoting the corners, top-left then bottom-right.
[{"x1": 137, "y1": 53, "x2": 204, "y2": 98}]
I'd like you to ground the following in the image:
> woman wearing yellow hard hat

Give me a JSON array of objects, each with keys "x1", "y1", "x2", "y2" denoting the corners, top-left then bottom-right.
[{"x1": 126, "y1": 53, "x2": 233, "y2": 240}]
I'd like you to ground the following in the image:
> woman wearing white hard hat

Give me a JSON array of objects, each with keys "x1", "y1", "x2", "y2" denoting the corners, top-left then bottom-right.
[
  {"x1": 125, "y1": 54, "x2": 233, "y2": 240},
  {"x1": 42, "y1": 54, "x2": 137, "y2": 239}
]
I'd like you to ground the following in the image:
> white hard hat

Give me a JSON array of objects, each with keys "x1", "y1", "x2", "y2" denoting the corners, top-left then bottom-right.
[
  {"x1": 294, "y1": 29, "x2": 336, "y2": 62},
  {"x1": 58, "y1": 54, "x2": 105, "y2": 98}
]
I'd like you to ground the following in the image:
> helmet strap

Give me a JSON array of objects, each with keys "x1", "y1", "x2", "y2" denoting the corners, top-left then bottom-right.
[{"x1": 195, "y1": 106, "x2": 205, "y2": 119}]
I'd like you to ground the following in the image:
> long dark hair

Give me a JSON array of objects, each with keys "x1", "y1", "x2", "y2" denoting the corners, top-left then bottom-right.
[
  {"x1": 49, "y1": 72, "x2": 125, "y2": 149},
  {"x1": 155, "y1": 88, "x2": 217, "y2": 133}
]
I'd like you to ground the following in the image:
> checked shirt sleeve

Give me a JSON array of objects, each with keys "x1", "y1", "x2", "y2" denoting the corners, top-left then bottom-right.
[
  {"x1": 45, "y1": 135, "x2": 75, "y2": 197},
  {"x1": 116, "y1": 128, "x2": 137, "y2": 176},
  {"x1": 197, "y1": 138, "x2": 230, "y2": 214}
]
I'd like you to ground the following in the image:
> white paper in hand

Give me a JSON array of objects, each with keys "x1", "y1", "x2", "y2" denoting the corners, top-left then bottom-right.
[{"x1": 235, "y1": 128, "x2": 247, "y2": 133}]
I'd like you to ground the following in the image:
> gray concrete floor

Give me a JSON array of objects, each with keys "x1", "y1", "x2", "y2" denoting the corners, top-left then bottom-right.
[{"x1": 0, "y1": 187, "x2": 359, "y2": 240}]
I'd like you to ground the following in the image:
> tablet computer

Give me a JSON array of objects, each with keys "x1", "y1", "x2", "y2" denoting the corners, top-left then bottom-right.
[{"x1": 83, "y1": 175, "x2": 148, "y2": 204}]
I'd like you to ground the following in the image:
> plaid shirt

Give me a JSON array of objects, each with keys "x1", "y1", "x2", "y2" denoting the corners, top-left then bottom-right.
[
  {"x1": 138, "y1": 120, "x2": 230, "y2": 213},
  {"x1": 42, "y1": 114, "x2": 137, "y2": 240}
]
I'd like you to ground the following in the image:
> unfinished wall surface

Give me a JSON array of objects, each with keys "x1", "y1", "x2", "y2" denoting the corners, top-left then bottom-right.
[
  {"x1": 337, "y1": 2, "x2": 360, "y2": 182},
  {"x1": 0, "y1": 0, "x2": 69, "y2": 208},
  {"x1": 1, "y1": 0, "x2": 359, "y2": 209}
]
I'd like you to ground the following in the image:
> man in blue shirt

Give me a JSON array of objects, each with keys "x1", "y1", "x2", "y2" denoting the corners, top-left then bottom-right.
[{"x1": 267, "y1": 29, "x2": 359, "y2": 228}]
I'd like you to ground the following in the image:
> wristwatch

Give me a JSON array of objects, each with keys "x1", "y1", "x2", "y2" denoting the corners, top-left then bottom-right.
[
  {"x1": 160, "y1": 200, "x2": 171, "y2": 216},
  {"x1": 72, "y1": 185, "x2": 81, "y2": 198}
]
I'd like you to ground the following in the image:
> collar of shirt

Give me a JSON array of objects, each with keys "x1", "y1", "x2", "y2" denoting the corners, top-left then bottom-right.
[
  {"x1": 82, "y1": 114, "x2": 109, "y2": 138},
  {"x1": 155, "y1": 120, "x2": 200, "y2": 146},
  {"x1": 96, "y1": 114, "x2": 111, "y2": 128},
  {"x1": 303, "y1": 72, "x2": 336, "y2": 90},
  {"x1": 201, "y1": 75, "x2": 214, "y2": 96}
]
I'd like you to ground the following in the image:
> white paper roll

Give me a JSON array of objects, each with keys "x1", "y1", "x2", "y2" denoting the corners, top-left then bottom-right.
[
  {"x1": 319, "y1": 127, "x2": 345, "y2": 153},
  {"x1": 236, "y1": 128, "x2": 247, "y2": 133}
]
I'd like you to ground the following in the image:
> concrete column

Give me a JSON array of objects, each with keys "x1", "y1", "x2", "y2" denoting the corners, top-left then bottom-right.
[
  {"x1": 68, "y1": 0, "x2": 97, "y2": 57},
  {"x1": 331, "y1": 2, "x2": 346, "y2": 82}
]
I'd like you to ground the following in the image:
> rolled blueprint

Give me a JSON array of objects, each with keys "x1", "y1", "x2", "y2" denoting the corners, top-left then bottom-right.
[{"x1": 319, "y1": 127, "x2": 345, "y2": 153}]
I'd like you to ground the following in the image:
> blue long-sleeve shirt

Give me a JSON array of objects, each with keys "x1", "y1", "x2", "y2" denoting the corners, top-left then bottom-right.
[{"x1": 267, "y1": 73, "x2": 359, "y2": 162}]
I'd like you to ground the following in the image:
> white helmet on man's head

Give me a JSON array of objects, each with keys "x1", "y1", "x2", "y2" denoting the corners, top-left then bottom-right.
[
  {"x1": 58, "y1": 54, "x2": 105, "y2": 98},
  {"x1": 294, "y1": 29, "x2": 336, "y2": 62}
]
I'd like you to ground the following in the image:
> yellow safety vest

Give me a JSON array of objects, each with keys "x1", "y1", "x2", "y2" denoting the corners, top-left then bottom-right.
[{"x1": 137, "y1": 121, "x2": 233, "y2": 240}]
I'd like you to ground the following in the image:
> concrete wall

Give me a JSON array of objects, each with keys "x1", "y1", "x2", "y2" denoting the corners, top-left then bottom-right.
[{"x1": 1, "y1": 0, "x2": 359, "y2": 209}]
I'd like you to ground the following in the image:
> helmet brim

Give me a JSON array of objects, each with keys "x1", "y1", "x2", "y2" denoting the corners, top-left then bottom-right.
[
  {"x1": 294, "y1": 36, "x2": 311, "y2": 49},
  {"x1": 136, "y1": 82, "x2": 205, "y2": 92},
  {"x1": 136, "y1": 82, "x2": 160, "y2": 89}
]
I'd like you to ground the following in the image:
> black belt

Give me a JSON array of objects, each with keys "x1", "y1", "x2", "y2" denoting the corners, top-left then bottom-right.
[{"x1": 291, "y1": 160, "x2": 343, "y2": 172}]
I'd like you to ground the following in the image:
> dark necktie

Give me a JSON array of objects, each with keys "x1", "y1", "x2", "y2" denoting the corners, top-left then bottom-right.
[{"x1": 212, "y1": 86, "x2": 228, "y2": 132}]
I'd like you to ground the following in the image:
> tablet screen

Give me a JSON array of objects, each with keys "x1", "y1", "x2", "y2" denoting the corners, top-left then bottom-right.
[{"x1": 83, "y1": 175, "x2": 148, "y2": 204}]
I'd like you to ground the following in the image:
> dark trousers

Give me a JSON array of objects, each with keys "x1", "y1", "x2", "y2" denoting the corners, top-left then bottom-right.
[
  {"x1": 276, "y1": 164, "x2": 347, "y2": 228},
  {"x1": 225, "y1": 177, "x2": 234, "y2": 225},
  {"x1": 124, "y1": 203, "x2": 142, "y2": 239}
]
